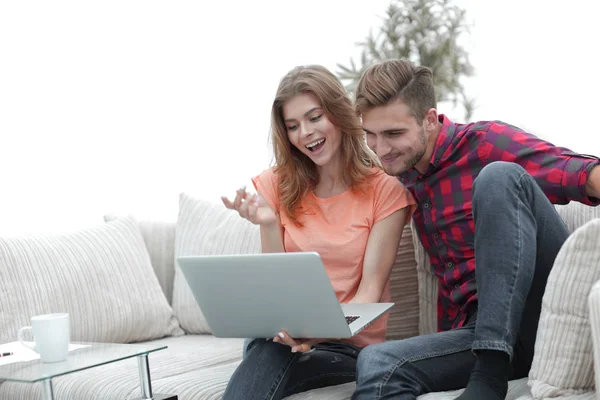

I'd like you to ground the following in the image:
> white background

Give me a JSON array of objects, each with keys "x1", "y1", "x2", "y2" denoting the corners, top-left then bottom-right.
[{"x1": 1, "y1": 0, "x2": 599, "y2": 235}]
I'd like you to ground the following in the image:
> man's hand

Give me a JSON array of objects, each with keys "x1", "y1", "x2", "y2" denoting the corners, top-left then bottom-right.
[
  {"x1": 586, "y1": 165, "x2": 600, "y2": 199},
  {"x1": 272, "y1": 330, "x2": 331, "y2": 353}
]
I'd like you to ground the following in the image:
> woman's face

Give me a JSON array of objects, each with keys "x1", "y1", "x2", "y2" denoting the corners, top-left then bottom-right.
[{"x1": 282, "y1": 92, "x2": 343, "y2": 167}]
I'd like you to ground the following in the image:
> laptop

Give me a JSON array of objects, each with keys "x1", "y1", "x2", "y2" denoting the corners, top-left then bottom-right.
[{"x1": 177, "y1": 252, "x2": 394, "y2": 339}]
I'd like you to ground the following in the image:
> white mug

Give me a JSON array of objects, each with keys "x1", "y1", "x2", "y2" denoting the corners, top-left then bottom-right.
[{"x1": 17, "y1": 313, "x2": 70, "y2": 363}]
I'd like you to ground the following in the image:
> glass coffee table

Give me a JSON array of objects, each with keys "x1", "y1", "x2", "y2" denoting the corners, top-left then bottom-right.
[{"x1": 0, "y1": 342, "x2": 177, "y2": 400}]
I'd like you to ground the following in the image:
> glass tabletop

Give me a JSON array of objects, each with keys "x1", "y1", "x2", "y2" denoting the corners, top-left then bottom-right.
[{"x1": 0, "y1": 342, "x2": 167, "y2": 383}]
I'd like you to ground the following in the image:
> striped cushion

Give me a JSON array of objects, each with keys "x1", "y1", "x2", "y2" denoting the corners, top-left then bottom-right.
[
  {"x1": 589, "y1": 281, "x2": 600, "y2": 398},
  {"x1": 0, "y1": 333, "x2": 535, "y2": 400},
  {"x1": 528, "y1": 218, "x2": 600, "y2": 397},
  {"x1": 104, "y1": 215, "x2": 177, "y2": 304},
  {"x1": 410, "y1": 219, "x2": 438, "y2": 336},
  {"x1": 416, "y1": 378, "x2": 531, "y2": 400},
  {"x1": 589, "y1": 280, "x2": 600, "y2": 399},
  {"x1": 285, "y1": 373, "x2": 532, "y2": 399},
  {"x1": 171, "y1": 193, "x2": 261, "y2": 334},
  {"x1": 0, "y1": 335, "x2": 245, "y2": 400},
  {"x1": 0, "y1": 217, "x2": 183, "y2": 344},
  {"x1": 386, "y1": 224, "x2": 419, "y2": 340}
]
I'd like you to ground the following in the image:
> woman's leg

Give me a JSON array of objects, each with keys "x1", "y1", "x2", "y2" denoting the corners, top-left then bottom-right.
[{"x1": 224, "y1": 339, "x2": 359, "y2": 400}]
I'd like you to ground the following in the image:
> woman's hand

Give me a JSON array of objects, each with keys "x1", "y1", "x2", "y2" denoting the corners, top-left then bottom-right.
[
  {"x1": 221, "y1": 186, "x2": 278, "y2": 226},
  {"x1": 272, "y1": 330, "x2": 332, "y2": 353}
]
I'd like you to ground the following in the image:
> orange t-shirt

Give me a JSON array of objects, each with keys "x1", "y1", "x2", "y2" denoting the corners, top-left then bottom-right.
[{"x1": 252, "y1": 167, "x2": 416, "y2": 347}]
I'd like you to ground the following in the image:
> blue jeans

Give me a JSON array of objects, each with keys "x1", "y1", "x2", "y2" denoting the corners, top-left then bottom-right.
[
  {"x1": 352, "y1": 162, "x2": 570, "y2": 399},
  {"x1": 223, "y1": 338, "x2": 361, "y2": 400}
]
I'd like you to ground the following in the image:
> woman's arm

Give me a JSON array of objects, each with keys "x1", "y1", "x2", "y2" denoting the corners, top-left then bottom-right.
[
  {"x1": 350, "y1": 208, "x2": 408, "y2": 304},
  {"x1": 254, "y1": 192, "x2": 285, "y2": 253}
]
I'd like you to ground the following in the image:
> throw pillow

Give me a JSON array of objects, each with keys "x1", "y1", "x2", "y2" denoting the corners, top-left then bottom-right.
[
  {"x1": 528, "y1": 218, "x2": 600, "y2": 398},
  {"x1": 589, "y1": 280, "x2": 600, "y2": 398},
  {"x1": 171, "y1": 193, "x2": 261, "y2": 333},
  {"x1": 0, "y1": 217, "x2": 183, "y2": 344},
  {"x1": 104, "y1": 215, "x2": 177, "y2": 304}
]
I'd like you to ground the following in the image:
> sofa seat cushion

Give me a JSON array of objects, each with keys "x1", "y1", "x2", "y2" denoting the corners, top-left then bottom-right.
[
  {"x1": 284, "y1": 377, "x2": 532, "y2": 400},
  {"x1": 0, "y1": 335, "x2": 567, "y2": 400},
  {"x1": 0, "y1": 335, "x2": 245, "y2": 400}
]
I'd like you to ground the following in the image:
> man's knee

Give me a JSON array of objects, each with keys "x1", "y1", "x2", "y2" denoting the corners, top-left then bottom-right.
[
  {"x1": 356, "y1": 343, "x2": 388, "y2": 374},
  {"x1": 473, "y1": 161, "x2": 529, "y2": 201},
  {"x1": 475, "y1": 161, "x2": 526, "y2": 188},
  {"x1": 355, "y1": 341, "x2": 441, "y2": 398}
]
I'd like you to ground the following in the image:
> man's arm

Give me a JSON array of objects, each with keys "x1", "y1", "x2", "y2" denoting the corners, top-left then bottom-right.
[
  {"x1": 480, "y1": 123, "x2": 600, "y2": 205},
  {"x1": 586, "y1": 165, "x2": 600, "y2": 199}
]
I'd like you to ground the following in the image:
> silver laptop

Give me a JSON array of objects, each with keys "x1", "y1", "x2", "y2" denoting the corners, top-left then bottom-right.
[{"x1": 177, "y1": 252, "x2": 394, "y2": 339}]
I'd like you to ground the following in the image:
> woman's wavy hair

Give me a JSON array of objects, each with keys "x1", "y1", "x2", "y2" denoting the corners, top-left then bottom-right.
[{"x1": 271, "y1": 65, "x2": 381, "y2": 224}]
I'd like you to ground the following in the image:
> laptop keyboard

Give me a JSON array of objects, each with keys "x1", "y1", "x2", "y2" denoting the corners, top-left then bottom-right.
[{"x1": 345, "y1": 316, "x2": 359, "y2": 324}]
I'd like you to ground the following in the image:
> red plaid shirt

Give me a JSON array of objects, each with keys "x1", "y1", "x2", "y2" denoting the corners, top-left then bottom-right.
[{"x1": 399, "y1": 115, "x2": 600, "y2": 332}]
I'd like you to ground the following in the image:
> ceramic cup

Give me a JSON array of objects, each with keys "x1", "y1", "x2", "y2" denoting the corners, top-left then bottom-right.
[{"x1": 17, "y1": 313, "x2": 70, "y2": 363}]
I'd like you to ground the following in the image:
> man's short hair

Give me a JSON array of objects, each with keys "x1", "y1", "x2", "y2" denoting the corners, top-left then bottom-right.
[{"x1": 355, "y1": 59, "x2": 437, "y2": 122}]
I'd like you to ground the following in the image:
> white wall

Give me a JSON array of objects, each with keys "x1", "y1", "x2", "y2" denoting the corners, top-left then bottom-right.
[{"x1": 1, "y1": 0, "x2": 598, "y2": 235}]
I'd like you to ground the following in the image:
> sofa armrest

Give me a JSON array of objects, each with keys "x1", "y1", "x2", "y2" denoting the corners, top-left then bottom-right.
[
  {"x1": 386, "y1": 225, "x2": 421, "y2": 340},
  {"x1": 410, "y1": 220, "x2": 438, "y2": 335}
]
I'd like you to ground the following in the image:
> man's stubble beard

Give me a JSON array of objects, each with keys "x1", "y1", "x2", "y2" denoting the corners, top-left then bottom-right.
[{"x1": 389, "y1": 127, "x2": 427, "y2": 176}]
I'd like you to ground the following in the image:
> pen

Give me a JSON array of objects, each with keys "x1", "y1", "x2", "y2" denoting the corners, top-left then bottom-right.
[{"x1": 0, "y1": 352, "x2": 13, "y2": 357}]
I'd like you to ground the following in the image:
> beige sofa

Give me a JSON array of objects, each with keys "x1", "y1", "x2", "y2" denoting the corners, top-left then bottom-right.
[{"x1": 0, "y1": 193, "x2": 599, "y2": 399}]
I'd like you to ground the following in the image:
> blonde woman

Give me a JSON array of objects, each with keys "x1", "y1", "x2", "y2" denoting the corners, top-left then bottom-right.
[{"x1": 221, "y1": 65, "x2": 416, "y2": 400}]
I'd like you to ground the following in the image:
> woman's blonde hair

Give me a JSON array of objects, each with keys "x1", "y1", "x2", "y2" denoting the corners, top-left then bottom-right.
[{"x1": 271, "y1": 65, "x2": 381, "y2": 224}]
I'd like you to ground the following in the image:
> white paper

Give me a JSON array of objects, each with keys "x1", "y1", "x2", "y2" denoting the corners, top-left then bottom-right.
[{"x1": 0, "y1": 341, "x2": 91, "y2": 366}]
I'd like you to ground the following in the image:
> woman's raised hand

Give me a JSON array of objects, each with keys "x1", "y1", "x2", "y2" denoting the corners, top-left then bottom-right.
[{"x1": 221, "y1": 186, "x2": 278, "y2": 226}]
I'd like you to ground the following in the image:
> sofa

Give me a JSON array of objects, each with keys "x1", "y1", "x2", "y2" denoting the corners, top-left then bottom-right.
[{"x1": 1, "y1": 192, "x2": 599, "y2": 399}]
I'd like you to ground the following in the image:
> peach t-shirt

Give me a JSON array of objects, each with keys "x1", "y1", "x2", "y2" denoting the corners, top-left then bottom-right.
[{"x1": 252, "y1": 167, "x2": 416, "y2": 347}]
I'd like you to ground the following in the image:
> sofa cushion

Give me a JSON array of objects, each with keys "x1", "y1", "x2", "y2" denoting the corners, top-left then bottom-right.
[
  {"x1": 589, "y1": 280, "x2": 600, "y2": 400},
  {"x1": 386, "y1": 224, "x2": 420, "y2": 340},
  {"x1": 282, "y1": 377, "x2": 532, "y2": 399},
  {"x1": 554, "y1": 201, "x2": 600, "y2": 234},
  {"x1": 417, "y1": 378, "x2": 531, "y2": 399},
  {"x1": 172, "y1": 193, "x2": 261, "y2": 334},
  {"x1": 0, "y1": 335, "x2": 245, "y2": 400},
  {"x1": 0, "y1": 217, "x2": 183, "y2": 344},
  {"x1": 0, "y1": 333, "x2": 533, "y2": 400},
  {"x1": 528, "y1": 218, "x2": 600, "y2": 398},
  {"x1": 410, "y1": 219, "x2": 438, "y2": 336},
  {"x1": 105, "y1": 215, "x2": 177, "y2": 304}
]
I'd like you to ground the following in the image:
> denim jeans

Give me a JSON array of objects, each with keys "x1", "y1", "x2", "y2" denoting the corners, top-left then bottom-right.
[
  {"x1": 352, "y1": 162, "x2": 570, "y2": 399},
  {"x1": 223, "y1": 338, "x2": 361, "y2": 400}
]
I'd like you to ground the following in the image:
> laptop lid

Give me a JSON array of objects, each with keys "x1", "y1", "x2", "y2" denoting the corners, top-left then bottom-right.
[{"x1": 177, "y1": 252, "x2": 355, "y2": 338}]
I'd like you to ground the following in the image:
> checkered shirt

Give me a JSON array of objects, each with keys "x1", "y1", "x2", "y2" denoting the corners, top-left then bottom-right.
[{"x1": 399, "y1": 115, "x2": 600, "y2": 331}]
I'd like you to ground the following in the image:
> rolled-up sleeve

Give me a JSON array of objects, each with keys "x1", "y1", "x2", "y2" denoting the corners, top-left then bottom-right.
[{"x1": 480, "y1": 122, "x2": 600, "y2": 205}]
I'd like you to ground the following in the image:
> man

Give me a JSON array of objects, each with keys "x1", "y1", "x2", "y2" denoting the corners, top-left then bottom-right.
[{"x1": 352, "y1": 59, "x2": 600, "y2": 400}]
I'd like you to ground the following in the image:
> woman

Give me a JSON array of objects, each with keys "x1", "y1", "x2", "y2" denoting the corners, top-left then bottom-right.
[{"x1": 221, "y1": 65, "x2": 416, "y2": 399}]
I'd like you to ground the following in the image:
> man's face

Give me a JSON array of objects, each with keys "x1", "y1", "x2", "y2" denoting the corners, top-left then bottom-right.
[{"x1": 362, "y1": 100, "x2": 429, "y2": 176}]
